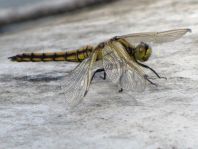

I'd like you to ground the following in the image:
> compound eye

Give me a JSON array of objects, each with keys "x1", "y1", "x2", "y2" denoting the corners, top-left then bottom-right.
[{"x1": 139, "y1": 47, "x2": 145, "y2": 53}]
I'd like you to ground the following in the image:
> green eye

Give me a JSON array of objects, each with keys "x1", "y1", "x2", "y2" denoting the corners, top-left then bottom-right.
[
  {"x1": 139, "y1": 48, "x2": 144, "y2": 52},
  {"x1": 134, "y1": 42, "x2": 152, "y2": 62}
]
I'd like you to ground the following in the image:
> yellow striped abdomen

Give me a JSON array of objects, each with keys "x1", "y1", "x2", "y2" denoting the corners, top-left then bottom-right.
[{"x1": 9, "y1": 46, "x2": 94, "y2": 62}]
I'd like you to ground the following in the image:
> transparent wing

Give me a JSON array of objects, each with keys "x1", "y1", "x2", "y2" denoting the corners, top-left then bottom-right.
[
  {"x1": 61, "y1": 58, "x2": 90, "y2": 107},
  {"x1": 102, "y1": 45, "x2": 123, "y2": 83},
  {"x1": 118, "y1": 28, "x2": 191, "y2": 44},
  {"x1": 102, "y1": 42, "x2": 146, "y2": 91},
  {"x1": 119, "y1": 64, "x2": 146, "y2": 92}
]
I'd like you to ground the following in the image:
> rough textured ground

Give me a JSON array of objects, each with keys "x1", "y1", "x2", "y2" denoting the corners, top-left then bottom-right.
[
  {"x1": 0, "y1": 0, "x2": 116, "y2": 30},
  {"x1": 0, "y1": 0, "x2": 198, "y2": 148}
]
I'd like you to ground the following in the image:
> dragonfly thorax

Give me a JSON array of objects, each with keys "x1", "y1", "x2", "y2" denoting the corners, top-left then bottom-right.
[{"x1": 134, "y1": 42, "x2": 152, "y2": 62}]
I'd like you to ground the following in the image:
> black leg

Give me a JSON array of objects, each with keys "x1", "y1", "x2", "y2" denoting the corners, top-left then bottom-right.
[
  {"x1": 144, "y1": 75, "x2": 158, "y2": 87},
  {"x1": 119, "y1": 88, "x2": 123, "y2": 92},
  {"x1": 135, "y1": 60, "x2": 166, "y2": 79},
  {"x1": 102, "y1": 71, "x2": 107, "y2": 80},
  {"x1": 91, "y1": 68, "x2": 106, "y2": 83}
]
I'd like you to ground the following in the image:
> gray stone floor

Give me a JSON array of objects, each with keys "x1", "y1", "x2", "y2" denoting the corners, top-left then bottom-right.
[{"x1": 0, "y1": 0, "x2": 198, "y2": 148}]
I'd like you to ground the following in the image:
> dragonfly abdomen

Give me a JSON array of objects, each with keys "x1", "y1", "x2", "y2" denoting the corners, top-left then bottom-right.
[{"x1": 9, "y1": 46, "x2": 94, "y2": 62}]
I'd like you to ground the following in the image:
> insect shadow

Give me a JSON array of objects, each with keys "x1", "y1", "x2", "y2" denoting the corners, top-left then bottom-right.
[{"x1": 14, "y1": 74, "x2": 65, "y2": 82}]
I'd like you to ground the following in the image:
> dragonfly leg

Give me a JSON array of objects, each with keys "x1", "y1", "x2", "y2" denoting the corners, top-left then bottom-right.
[
  {"x1": 119, "y1": 88, "x2": 123, "y2": 92},
  {"x1": 144, "y1": 75, "x2": 158, "y2": 87},
  {"x1": 91, "y1": 68, "x2": 106, "y2": 82},
  {"x1": 118, "y1": 73, "x2": 124, "y2": 93},
  {"x1": 102, "y1": 71, "x2": 107, "y2": 80},
  {"x1": 135, "y1": 60, "x2": 167, "y2": 79}
]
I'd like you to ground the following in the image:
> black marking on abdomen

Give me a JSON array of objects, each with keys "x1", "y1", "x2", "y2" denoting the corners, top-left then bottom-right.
[
  {"x1": 76, "y1": 50, "x2": 81, "y2": 62},
  {"x1": 9, "y1": 46, "x2": 94, "y2": 62},
  {"x1": 53, "y1": 53, "x2": 56, "y2": 61},
  {"x1": 64, "y1": 52, "x2": 67, "y2": 60},
  {"x1": 42, "y1": 53, "x2": 45, "y2": 60}
]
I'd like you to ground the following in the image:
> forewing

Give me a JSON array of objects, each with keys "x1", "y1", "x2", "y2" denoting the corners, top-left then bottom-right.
[
  {"x1": 61, "y1": 58, "x2": 90, "y2": 107},
  {"x1": 118, "y1": 28, "x2": 191, "y2": 44},
  {"x1": 102, "y1": 45, "x2": 123, "y2": 83},
  {"x1": 102, "y1": 42, "x2": 146, "y2": 91}
]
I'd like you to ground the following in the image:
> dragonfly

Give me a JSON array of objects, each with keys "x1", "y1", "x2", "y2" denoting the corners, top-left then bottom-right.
[{"x1": 9, "y1": 28, "x2": 191, "y2": 107}]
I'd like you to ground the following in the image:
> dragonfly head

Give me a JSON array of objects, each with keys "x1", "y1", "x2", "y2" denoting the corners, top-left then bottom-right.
[{"x1": 134, "y1": 42, "x2": 152, "y2": 62}]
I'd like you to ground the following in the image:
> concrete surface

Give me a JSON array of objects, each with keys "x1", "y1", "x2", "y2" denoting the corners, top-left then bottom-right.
[
  {"x1": 0, "y1": 0, "x2": 198, "y2": 148},
  {"x1": 0, "y1": 0, "x2": 116, "y2": 29}
]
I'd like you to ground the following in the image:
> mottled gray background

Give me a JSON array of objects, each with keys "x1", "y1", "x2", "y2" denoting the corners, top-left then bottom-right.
[
  {"x1": 0, "y1": 0, "x2": 198, "y2": 149},
  {"x1": 0, "y1": 0, "x2": 44, "y2": 8}
]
